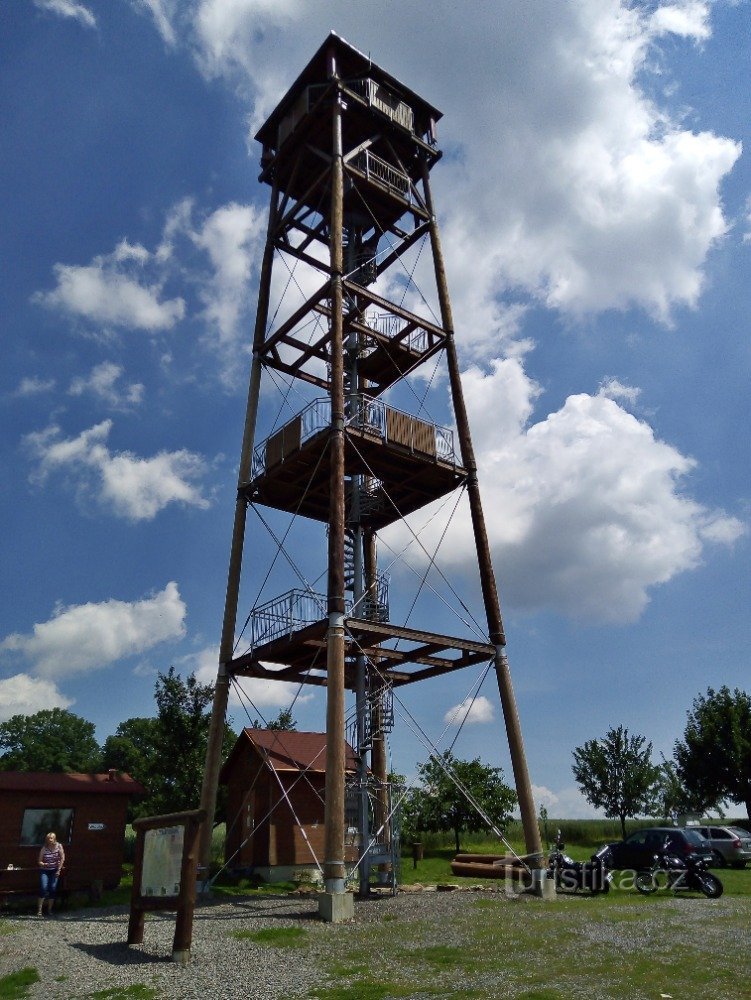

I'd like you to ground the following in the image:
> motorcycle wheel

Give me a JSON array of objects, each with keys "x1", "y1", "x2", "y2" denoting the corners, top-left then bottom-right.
[
  {"x1": 634, "y1": 870, "x2": 657, "y2": 895},
  {"x1": 696, "y1": 873, "x2": 723, "y2": 899}
]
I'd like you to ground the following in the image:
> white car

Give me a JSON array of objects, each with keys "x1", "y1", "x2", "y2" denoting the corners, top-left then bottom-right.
[{"x1": 695, "y1": 825, "x2": 751, "y2": 868}]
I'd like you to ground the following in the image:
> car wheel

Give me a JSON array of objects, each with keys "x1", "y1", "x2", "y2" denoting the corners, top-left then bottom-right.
[{"x1": 711, "y1": 850, "x2": 726, "y2": 868}]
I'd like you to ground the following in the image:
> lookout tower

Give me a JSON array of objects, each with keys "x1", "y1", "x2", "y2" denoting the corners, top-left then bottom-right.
[{"x1": 200, "y1": 33, "x2": 544, "y2": 920}]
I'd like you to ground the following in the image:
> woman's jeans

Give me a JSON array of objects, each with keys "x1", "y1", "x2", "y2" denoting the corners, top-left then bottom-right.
[{"x1": 39, "y1": 869, "x2": 59, "y2": 899}]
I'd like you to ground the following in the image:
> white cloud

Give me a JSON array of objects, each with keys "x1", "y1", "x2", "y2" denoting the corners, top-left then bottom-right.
[
  {"x1": 532, "y1": 784, "x2": 604, "y2": 820},
  {"x1": 132, "y1": 0, "x2": 740, "y2": 337},
  {"x1": 34, "y1": 242, "x2": 185, "y2": 332},
  {"x1": 24, "y1": 420, "x2": 210, "y2": 521},
  {"x1": 0, "y1": 582, "x2": 187, "y2": 679},
  {"x1": 388, "y1": 361, "x2": 744, "y2": 623},
  {"x1": 189, "y1": 646, "x2": 314, "y2": 713},
  {"x1": 34, "y1": 0, "x2": 96, "y2": 30},
  {"x1": 598, "y1": 378, "x2": 641, "y2": 406},
  {"x1": 13, "y1": 376, "x2": 56, "y2": 398},
  {"x1": 69, "y1": 362, "x2": 145, "y2": 409},
  {"x1": 650, "y1": 1, "x2": 711, "y2": 41},
  {"x1": 131, "y1": 0, "x2": 179, "y2": 46},
  {"x1": 189, "y1": 202, "x2": 264, "y2": 354},
  {"x1": 443, "y1": 696, "x2": 495, "y2": 726},
  {"x1": 0, "y1": 674, "x2": 73, "y2": 723}
]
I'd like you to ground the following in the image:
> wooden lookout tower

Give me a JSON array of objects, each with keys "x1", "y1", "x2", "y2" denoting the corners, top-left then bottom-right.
[{"x1": 200, "y1": 33, "x2": 544, "y2": 920}]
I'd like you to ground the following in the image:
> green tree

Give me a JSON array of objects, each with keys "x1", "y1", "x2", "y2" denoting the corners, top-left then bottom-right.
[
  {"x1": 250, "y1": 708, "x2": 298, "y2": 731},
  {"x1": 655, "y1": 757, "x2": 711, "y2": 820},
  {"x1": 404, "y1": 751, "x2": 517, "y2": 853},
  {"x1": 674, "y1": 686, "x2": 751, "y2": 820},
  {"x1": 102, "y1": 668, "x2": 235, "y2": 820},
  {"x1": 0, "y1": 708, "x2": 101, "y2": 772},
  {"x1": 102, "y1": 717, "x2": 160, "y2": 819},
  {"x1": 572, "y1": 725, "x2": 661, "y2": 837}
]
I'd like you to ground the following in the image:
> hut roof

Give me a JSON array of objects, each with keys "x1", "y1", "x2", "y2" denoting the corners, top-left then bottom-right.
[
  {"x1": 221, "y1": 728, "x2": 358, "y2": 781},
  {"x1": 0, "y1": 771, "x2": 146, "y2": 795}
]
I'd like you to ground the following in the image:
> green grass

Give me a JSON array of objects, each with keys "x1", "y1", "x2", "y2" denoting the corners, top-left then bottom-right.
[
  {"x1": 231, "y1": 925, "x2": 308, "y2": 946},
  {"x1": 0, "y1": 968, "x2": 39, "y2": 1000},
  {"x1": 0, "y1": 921, "x2": 17, "y2": 936}
]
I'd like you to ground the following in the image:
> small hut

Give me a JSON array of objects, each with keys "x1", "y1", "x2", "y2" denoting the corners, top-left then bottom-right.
[
  {"x1": 0, "y1": 770, "x2": 145, "y2": 900},
  {"x1": 220, "y1": 729, "x2": 359, "y2": 883}
]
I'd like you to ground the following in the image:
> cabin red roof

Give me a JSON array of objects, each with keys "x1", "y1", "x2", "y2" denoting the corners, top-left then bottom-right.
[
  {"x1": 0, "y1": 772, "x2": 146, "y2": 795},
  {"x1": 221, "y1": 728, "x2": 358, "y2": 781}
]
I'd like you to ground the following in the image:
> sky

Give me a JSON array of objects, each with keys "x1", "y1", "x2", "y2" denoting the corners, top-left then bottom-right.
[{"x1": 1, "y1": 0, "x2": 750, "y2": 819}]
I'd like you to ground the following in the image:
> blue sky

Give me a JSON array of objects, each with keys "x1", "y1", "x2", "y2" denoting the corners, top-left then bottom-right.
[{"x1": 1, "y1": 0, "x2": 749, "y2": 818}]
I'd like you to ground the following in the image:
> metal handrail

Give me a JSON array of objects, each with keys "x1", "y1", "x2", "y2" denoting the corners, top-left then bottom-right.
[{"x1": 251, "y1": 394, "x2": 457, "y2": 479}]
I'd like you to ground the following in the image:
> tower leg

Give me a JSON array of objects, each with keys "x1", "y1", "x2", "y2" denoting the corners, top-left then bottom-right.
[{"x1": 421, "y1": 160, "x2": 545, "y2": 877}]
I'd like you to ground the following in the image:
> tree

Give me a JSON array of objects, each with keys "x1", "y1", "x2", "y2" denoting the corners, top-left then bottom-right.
[
  {"x1": 102, "y1": 668, "x2": 236, "y2": 820},
  {"x1": 0, "y1": 708, "x2": 102, "y2": 772},
  {"x1": 655, "y1": 757, "x2": 712, "y2": 820},
  {"x1": 404, "y1": 751, "x2": 517, "y2": 853},
  {"x1": 250, "y1": 708, "x2": 298, "y2": 731},
  {"x1": 572, "y1": 725, "x2": 661, "y2": 837},
  {"x1": 674, "y1": 686, "x2": 751, "y2": 820}
]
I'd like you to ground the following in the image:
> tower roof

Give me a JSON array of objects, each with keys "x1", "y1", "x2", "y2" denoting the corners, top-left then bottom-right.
[{"x1": 254, "y1": 31, "x2": 442, "y2": 148}]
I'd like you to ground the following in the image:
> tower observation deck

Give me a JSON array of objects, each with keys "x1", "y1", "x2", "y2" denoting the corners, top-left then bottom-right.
[{"x1": 200, "y1": 33, "x2": 544, "y2": 917}]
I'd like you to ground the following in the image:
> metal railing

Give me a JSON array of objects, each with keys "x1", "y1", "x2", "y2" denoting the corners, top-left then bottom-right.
[
  {"x1": 251, "y1": 394, "x2": 457, "y2": 479},
  {"x1": 361, "y1": 313, "x2": 429, "y2": 356},
  {"x1": 346, "y1": 78, "x2": 415, "y2": 133},
  {"x1": 250, "y1": 589, "x2": 328, "y2": 648},
  {"x1": 351, "y1": 149, "x2": 411, "y2": 200}
]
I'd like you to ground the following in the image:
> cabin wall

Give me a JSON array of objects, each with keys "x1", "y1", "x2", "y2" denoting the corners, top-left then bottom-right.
[{"x1": 0, "y1": 790, "x2": 131, "y2": 892}]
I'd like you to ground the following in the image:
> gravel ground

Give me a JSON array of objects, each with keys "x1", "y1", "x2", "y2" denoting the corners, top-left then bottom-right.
[{"x1": 1, "y1": 888, "x2": 748, "y2": 999}]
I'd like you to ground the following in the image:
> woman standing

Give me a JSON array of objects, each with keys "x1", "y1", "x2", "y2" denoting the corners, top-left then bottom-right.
[{"x1": 37, "y1": 832, "x2": 65, "y2": 917}]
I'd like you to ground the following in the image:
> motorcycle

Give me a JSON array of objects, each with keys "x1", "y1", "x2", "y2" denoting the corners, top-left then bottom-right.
[
  {"x1": 634, "y1": 850, "x2": 723, "y2": 899},
  {"x1": 547, "y1": 830, "x2": 613, "y2": 894}
]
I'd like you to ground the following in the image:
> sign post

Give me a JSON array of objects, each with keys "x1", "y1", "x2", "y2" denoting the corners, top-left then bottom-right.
[{"x1": 127, "y1": 808, "x2": 206, "y2": 965}]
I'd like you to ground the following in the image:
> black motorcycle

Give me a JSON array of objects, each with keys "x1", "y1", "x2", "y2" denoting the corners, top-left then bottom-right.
[
  {"x1": 634, "y1": 850, "x2": 723, "y2": 898},
  {"x1": 548, "y1": 831, "x2": 612, "y2": 894}
]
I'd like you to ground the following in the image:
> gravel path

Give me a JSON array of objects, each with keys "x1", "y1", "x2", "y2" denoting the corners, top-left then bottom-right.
[
  {"x1": 2, "y1": 890, "x2": 492, "y2": 999},
  {"x1": 1, "y1": 888, "x2": 748, "y2": 999}
]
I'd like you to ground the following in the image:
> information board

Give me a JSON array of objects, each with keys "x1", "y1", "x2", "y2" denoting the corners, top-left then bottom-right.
[{"x1": 141, "y1": 825, "x2": 185, "y2": 897}]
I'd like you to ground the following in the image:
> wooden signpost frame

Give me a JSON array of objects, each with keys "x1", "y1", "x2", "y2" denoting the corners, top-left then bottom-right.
[{"x1": 127, "y1": 808, "x2": 206, "y2": 965}]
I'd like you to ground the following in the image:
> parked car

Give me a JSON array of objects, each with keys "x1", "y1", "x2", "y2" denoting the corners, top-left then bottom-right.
[
  {"x1": 604, "y1": 827, "x2": 714, "y2": 870},
  {"x1": 695, "y1": 825, "x2": 751, "y2": 868}
]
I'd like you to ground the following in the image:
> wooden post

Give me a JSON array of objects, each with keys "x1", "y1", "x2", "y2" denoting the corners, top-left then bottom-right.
[
  {"x1": 421, "y1": 160, "x2": 543, "y2": 865},
  {"x1": 198, "y1": 181, "x2": 280, "y2": 874},
  {"x1": 320, "y1": 80, "x2": 352, "y2": 922}
]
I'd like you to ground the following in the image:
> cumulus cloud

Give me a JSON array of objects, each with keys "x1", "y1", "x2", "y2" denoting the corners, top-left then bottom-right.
[
  {"x1": 0, "y1": 674, "x2": 73, "y2": 723},
  {"x1": 532, "y1": 784, "x2": 603, "y2": 819},
  {"x1": 69, "y1": 362, "x2": 144, "y2": 409},
  {"x1": 34, "y1": 0, "x2": 96, "y2": 29},
  {"x1": 24, "y1": 420, "x2": 210, "y2": 521},
  {"x1": 13, "y1": 376, "x2": 56, "y2": 398},
  {"x1": 388, "y1": 361, "x2": 744, "y2": 623},
  {"x1": 131, "y1": 0, "x2": 740, "y2": 337},
  {"x1": 190, "y1": 646, "x2": 314, "y2": 713},
  {"x1": 34, "y1": 238, "x2": 185, "y2": 332},
  {"x1": 0, "y1": 582, "x2": 187, "y2": 679},
  {"x1": 443, "y1": 695, "x2": 495, "y2": 727}
]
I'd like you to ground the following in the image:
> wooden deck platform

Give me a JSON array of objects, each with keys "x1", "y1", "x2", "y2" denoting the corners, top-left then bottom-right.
[{"x1": 228, "y1": 617, "x2": 495, "y2": 689}]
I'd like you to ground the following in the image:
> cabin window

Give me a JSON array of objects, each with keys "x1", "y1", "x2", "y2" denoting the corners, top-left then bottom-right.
[{"x1": 20, "y1": 807, "x2": 75, "y2": 846}]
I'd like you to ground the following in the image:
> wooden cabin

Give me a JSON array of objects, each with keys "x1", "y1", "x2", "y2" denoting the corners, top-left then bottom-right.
[
  {"x1": 220, "y1": 729, "x2": 359, "y2": 883},
  {"x1": 0, "y1": 770, "x2": 145, "y2": 900}
]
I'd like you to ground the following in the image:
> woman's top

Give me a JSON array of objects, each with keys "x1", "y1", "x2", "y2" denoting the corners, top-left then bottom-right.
[{"x1": 39, "y1": 843, "x2": 64, "y2": 871}]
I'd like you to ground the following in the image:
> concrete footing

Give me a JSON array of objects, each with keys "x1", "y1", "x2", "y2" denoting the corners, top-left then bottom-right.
[
  {"x1": 530, "y1": 868, "x2": 557, "y2": 900},
  {"x1": 318, "y1": 890, "x2": 355, "y2": 923}
]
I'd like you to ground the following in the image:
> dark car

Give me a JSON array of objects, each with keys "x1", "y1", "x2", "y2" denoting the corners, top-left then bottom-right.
[{"x1": 605, "y1": 827, "x2": 714, "y2": 870}]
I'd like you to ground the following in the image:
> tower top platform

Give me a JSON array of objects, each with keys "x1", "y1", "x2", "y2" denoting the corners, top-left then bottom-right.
[{"x1": 254, "y1": 31, "x2": 442, "y2": 151}]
